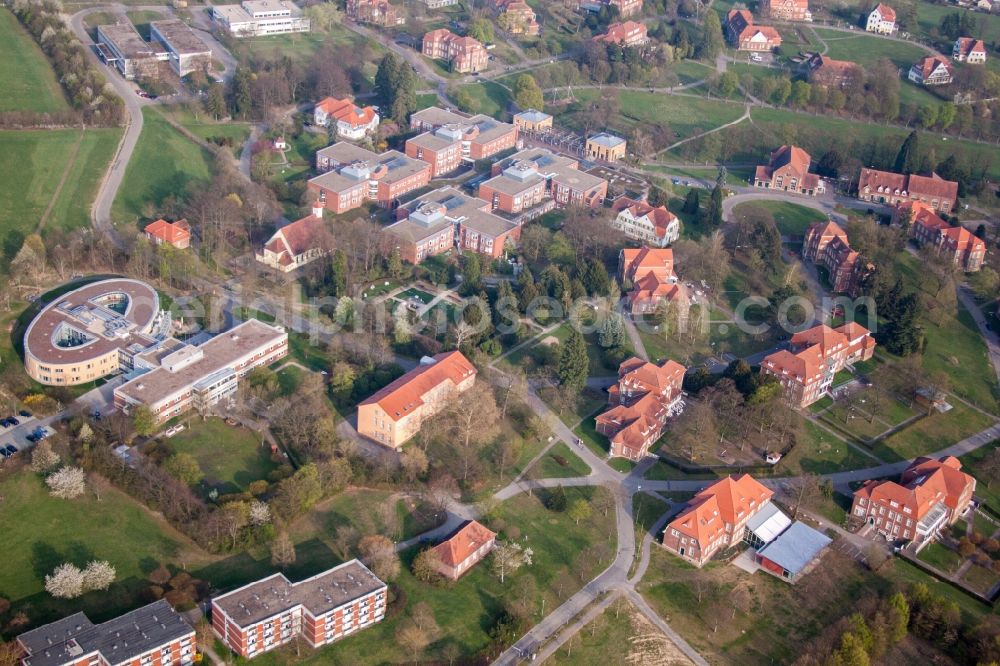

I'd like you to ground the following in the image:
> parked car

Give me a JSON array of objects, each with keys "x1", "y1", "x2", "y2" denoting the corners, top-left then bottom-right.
[
  {"x1": 8, "y1": 417, "x2": 18, "y2": 426},
  {"x1": 0, "y1": 449, "x2": 10, "y2": 459},
  {"x1": 26, "y1": 434, "x2": 37, "y2": 443},
  {"x1": 4, "y1": 445, "x2": 16, "y2": 455},
  {"x1": 18, "y1": 411, "x2": 30, "y2": 418}
]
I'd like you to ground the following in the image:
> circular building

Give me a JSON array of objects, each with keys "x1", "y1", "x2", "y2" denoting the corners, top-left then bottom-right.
[{"x1": 23, "y1": 278, "x2": 165, "y2": 386}]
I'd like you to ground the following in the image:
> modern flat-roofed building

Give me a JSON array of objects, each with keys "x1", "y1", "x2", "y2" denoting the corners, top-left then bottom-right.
[
  {"x1": 357, "y1": 351, "x2": 476, "y2": 449},
  {"x1": 405, "y1": 114, "x2": 518, "y2": 176},
  {"x1": 387, "y1": 187, "x2": 520, "y2": 263},
  {"x1": 211, "y1": 560, "x2": 386, "y2": 659},
  {"x1": 857, "y1": 168, "x2": 958, "y2": 212},
  {"x1": 410, "y1": 106, "x2": 469, "y2": 132},
  {"x1": 308, "y1": 146, "x2": 431, "y2": 213},
  {"x1": 96, "y1": 23, "x2": 165, "y2": 79},
  {"x1": 23, "y1": 278, "x2": 171, "y2": 386},
  {"x1": 150, "y1": 19, "x2": 212, "y2": 76},
  {"x1": 211, "y1": 0, "x2": 310, "y2": 37},
  {"x1": 113, "y1": 318, "x2": 288, "y2": 423},
  {"x1": 17, "y1": 600, "x2": 195, "y2": 666},
  {"x1": 479, "y1": 148, "x2": 607, "y2": 219}
]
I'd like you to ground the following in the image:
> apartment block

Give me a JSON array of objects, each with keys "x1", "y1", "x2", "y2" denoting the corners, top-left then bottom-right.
[
  {"x1": 405, "y1": 114, "x2": 518, "y2": 176},
  {"x1": 900, "y1": 201, "x2": 986, "y2": 272},
  {"x1": 211, "y1": 0, "x2": 310, "y2": 37},
  {"x1": 479, "y1": 148, "x2": 608, "y2": 219},
  {"x1": 308, "y1": 145, "x2": 431, "y2": 213},
  {"x1": 211, "y1": 560, "x2": 386, "y2": 659},
  {"x1": 858, "y1": 168, "x2": 958, "y2": 212}
]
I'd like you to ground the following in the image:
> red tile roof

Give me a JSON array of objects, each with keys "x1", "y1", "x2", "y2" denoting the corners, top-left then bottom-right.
[
  {"x1": 872, "y1": 3, "x2": 896, "y2": 21},
  {"x1": 859, "y1": 168, "x2": 958, "y2": 205},
  {"x1": 595, "y1": 20, "x2": 647, "y2": 45},
  {"x1": 316, "y1": 96, "x2": 378, "y2": 127},
  {"x1": 914, "y1": 55, "x2": 953, "y2": 81},
  {"x1": 856, "y1": 456, "x2": 974, "y2": 521},
  {"x1": 669, "y1": 474, "x2": 773, "y2": 544},
  {"x1": 433, "y1": 520, "x2": 496, "y2": 567},
  {"x1": 955, "y1": 37, "x2": 986, "y2": 58},
  {"x1": 144, "y1": 218, "x2": 191, "y2": 245},
  {"x1": 612, "y1": 197, "x2": 678, "y2": 239},
  {"x1": 359, "y1": 351, "x2": 476, "y2": 421},
  {"x1": 264, "y1": 213, "x2": 327, "y2": 260}
]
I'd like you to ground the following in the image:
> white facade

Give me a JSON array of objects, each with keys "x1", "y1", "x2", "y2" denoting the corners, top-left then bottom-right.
[
  {"x1": 613, "y1": 208, "x2": 679, "y2": 247},
  {"x1": 212, "y1": 0, "x2": 310, "y2": 37},
  {"x1": 865, "y1": 6, "x2": 895, "y2": 34}
]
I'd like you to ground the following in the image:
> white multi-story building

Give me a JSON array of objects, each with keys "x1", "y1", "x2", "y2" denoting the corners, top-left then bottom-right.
[
  {"x1": 212, "y1": 0, "x2": 310, "y2": 37},
  {"x1": 612, "y1": 197, "x2": 680, "y2": 247},
  {"x1": 865, "y1": 3, "x2": 896, "y2": 34}
]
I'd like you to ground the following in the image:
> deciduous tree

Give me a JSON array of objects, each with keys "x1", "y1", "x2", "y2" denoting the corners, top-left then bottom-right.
[{"x1": 45, "y1": 467, "x2": 86, "y2": 499}]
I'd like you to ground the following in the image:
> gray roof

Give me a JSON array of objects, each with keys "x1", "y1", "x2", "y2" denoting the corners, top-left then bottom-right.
[
  {"x1": 480, "y1": 172, "x2": 543, "y2": 196},
  {"x1": 461, "y1": 209, "x2": 518, "y2": 237},
  {"x1": 316, "y1": 142, "x2": 379, "y2": 166},
  {"x1": 745, "y1": 501, "x2": 792, "y2": 545},
  {"x1": 389, "y1": 186, "x2": 516, "y2": 242},
  {"x1": 150, "y1": 19, "x2": 211, "y2": 54},
  {"x1": 411, "y1": 106, "x2": 468, "y2": 127},
  {"x1": 407, "y1": 131, "x2": 457, "y2": 151},
  {"x1": 19, "y1": 601, "x2": 193, "y2": 666},
  {"x1": 756, "y1": 521, "x2": 832, "y2": 575},
  {"x1": 514, "y1": 109, "x2": 552, "y2": 123},
  {"x1": 212, "y1": 560, "x2": 385, "y2": 628},
  {"x1": 588, "y1": 132, "x2": 626, "y2": 148},
  {"x1": 97, "y1": 23, "x2": 158, "y2": 58}
]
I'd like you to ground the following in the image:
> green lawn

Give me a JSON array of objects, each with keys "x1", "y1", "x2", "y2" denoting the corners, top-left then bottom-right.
[
  {"x1": 113, "y1": 107, "x2": 214, "y2": 223},
  {"x1": 0, "y1": 473, "x2": 190, "y2": 620},
  {"x1": 732, "y1": 200, "x2": 827, "y2": 237},
  {"x1": 125, "y1": 9, "x2": 165, "y2": 39},
  {"x1": 921, "y1": 300, "x2": 1000, "y2": 415},
  {"x1": 780, "y1": 417, "x2": 880, "y2": 475},
  {"x1": 167, "y1": 106, "x2": 252, "y2": 150},
  {"x1": 456, "y1": 80, "x2": 511, "y2": 119},
  {"x1": 872, "y1": 404, "x2": 997, "y2": 462},
  {"x1": 961, "y1": 563, "x2": 1000, "y2": 596},
  {"x1": 233, "y1": 488, "x2": 616, "y2": 664},
  {"x1": 165, "y1": 417, "x2": 277, "y2": 495},
  {"x1": 917, "y1": 541, "x2": 963, "y2": 573},
  {"x1": 563, "y1": 89, "x2": 745, "y2": 142},
  {"x1": 959, "y1": 439, "x2": 1000, "y2": 512},
  {"x1": 0, "y1": 128, "x2": 122, "y2": 237},
  {"x1": 813, "y1": 27, "x2": 933, "y2": 71},
  {"x1": 530, "y1": 441, "x2": 592, "y2": 478},
  {"x1": 0, "y1": 9, "x2": 69, "y2": 113}
]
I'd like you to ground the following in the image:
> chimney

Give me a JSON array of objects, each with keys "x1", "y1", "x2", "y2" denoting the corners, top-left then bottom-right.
[{"x1": 312, "y1": 193, "x2": 326, "y2": 219}]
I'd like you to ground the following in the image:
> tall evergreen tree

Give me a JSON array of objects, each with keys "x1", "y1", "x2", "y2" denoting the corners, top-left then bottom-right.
[
  {"x1": 375, "y1": 53, "x2": 416, "y2": 124},
  {"x1": 682, "y1": 188, "x2": 700, "y2": 215},
  {"x1": 557, "y1": 329, "x2": 589, "y2": 389},
  {"x1": 699, "y1": 11, "x2": 725, "y2": 59},
  {"x1": 329, "y1": 250, "x2": 347, "y2": 297},
  {"x1": 706, "y1": 184, "x2": 724, "y2": 226},
  {"x1": 581, "y1": 258, "x2": 611, "y2": 296},
  {"x1": 230, "y1": 67, "x2": 253, "y2": 119},
  {"x1": 893, "y1": 130, "x2": 920, "y2": 174}
]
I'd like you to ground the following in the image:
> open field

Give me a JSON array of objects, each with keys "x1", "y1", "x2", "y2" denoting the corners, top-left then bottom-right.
[
  {"x1": 0, "y1": 9, "x2": 69, "y2": 113},
  {"x1": 224, "y1": 487, "x2": 617, "y2": 665},
  {"x1": 165, "y1": 105, "x2": 253, "y2": 151},
  {"x1": 812, "y1": 27, "x2": 930, "y2": 70},
  {"x1": 112, "y1": 107, "x2": 214, "y2": 224},
  {"x1": 921, "y1": 300, "x2": 1000, "y2": 415},
  {"x1": 781, "y1": 417, "x2": 879, "y2": 474},
  {"x1": 456, "y1": 80, "x2": 511, "y2": 119},
  {"x1": 872, "y1": 403, "x2": 997, "y2": 461},
  {"x1": 548, "y1": 597, "x2": 695, "y2": 665},
  {"x1": 0, "y1": 472, "x2": 194, "y2": 622},
  {"x1": 0, "y1": 128, "x2": 122, "y2": 237},
  {"x1": 917, "y1": 541, "x2": 963, "y2": 573},
  {"x1": 959, "y1": 439, "x2": 1000, "y2": 510},
  {"x1": 163, "y1": 417, "x2": 277, "y2": 495},
  {"x1": 732, "y1": 200, "x2": 827, "y2": 237},
  {"x1": 562, "y1": 89, "x2": 745, "y2": 142},
  {"x1": 530, "y1": 441, "x2": 592, "y2": 478}
]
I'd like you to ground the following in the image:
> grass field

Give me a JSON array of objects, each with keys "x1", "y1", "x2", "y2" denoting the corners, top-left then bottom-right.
[
  {"x1": 917, "y1": 541, "x2": 963, "y2": 573},
  {"x1": 812, "y1": 27, "x2": 930, "y2": 70},
  {"x1": 112, "y1": 107, "x2": 214, "y2": 223},
  {"x1": 456, "y1": 80, "x2": 511, "y2": 119},
  {"x1": 0, "y1": 128, "x2": 122, "y2": 237},
  {"x1": 0, "y1": 472, "x2": 194, "y2": 621},
  {"x1": 732, "y1": 200, "x2": 827, "y2": 237},
  {"x1": 921, "y1": 300, "x2": 1000, "y2": 415},
  {"x1": 531, "y1": 441, "x2": 592, "y2": 478},
  {"x1": 229, "y1": 488, "x2": 616, "y2": 664},
  {"x1": 960, "y1": 439, "x2": 1000, "y2": 511},
  {"x1": 166, "y1": 105, "x2": 253, "y2": 151},
  {"x1": 872, "y1": 403, "x2": 997, "y2": 461},
  {"x1": 164, "y1": 418, "x2": 277, "y2": 495},
  {"x1": 564, "y1": 89, "x2": 745, "y2": 142},
  {"x1": 0, "y1": 9, "x2": 69, "y2": 113},
  {"x1": 781, "y1": 417, "x2": 879, "y2": 474}
]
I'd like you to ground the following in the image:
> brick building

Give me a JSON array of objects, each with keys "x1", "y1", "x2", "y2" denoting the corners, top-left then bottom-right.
[
  {"x1": 479, "y1": 148, "x2": 608, "y2": 219},
  {"x1": 857, "y1": 168, "x2": 958, "y2": 212},
  {"x1": 211, "y1": 560, "x2": 386, "y2": 659},
  {"x1": 595, "y1": 357, "x2": 686, "y2": 460},
  {"x1": 18, "y1": 600, "x2": 195, "y2": 666},
  {"x1": 308, "y1": 145, "x2": 431, "y2": 213},
  {"x1": 807, "y1": 54, "x2": 862, "y2": 89},
  {"x1": 851, "y1": 456, "x2": 975, "y2": 548},
  {"x1": 422, "y1": 29, "x2": 489, "y2": 73},
  {"x1": 801, "y1": 219, "x2": 873, "y2": 295},
  {"x1": 726, "y1": 9, "x2": 782, "y2": 51},
  {"x1": 494, "y1": 0, "x2": 540, "y2": 35},
  {"x1": 345, "y1": 0, "x2": 402, "y2": 26},
  {"x1": 386, "y1": 187, "x2": 520, "y2": 263},
  {"x1": 899, "y1": 201, "x2": 987, "y2": 272},
  {"x1": 662, "y1": 475, "x2": 774, "y2": 566},
  {"x1": 760, "y1": 323, "x2": 875, "y2": 408},
  {"x1": 593, "y1": 20, "x2": 649, "y2": 47},
  {"x1": 404, "y1": 115, "x2": 518, "y2": 176},
  {"x1": 256, "y1": 200, "x2": 330, "y2": 272},
  {"x1": 753, "y1": 145, "x2": 825, "y2": 195},
  {"x1": 619, "y1": 247, "x2": 688, "y2": 315},
  {"x1": 585, "y1": 132, "x2": 627, "y2": 161},
  {"x1": 432, "y1": 520, "x2": 498, "y2": 579},
  {"x1": 357, "y1": 351, "x2": 477, "y2": 449},
  {"x1": 513, "y1": 109, "x2": 553, "y2": 132},
  {"x1": 760, "y1": 0, "x2": 811, "y2": 20}
]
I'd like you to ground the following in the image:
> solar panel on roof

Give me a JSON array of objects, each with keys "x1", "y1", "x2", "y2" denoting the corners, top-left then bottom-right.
[
  {"x1": 442, "y1": 195, "x2": 465, "y2": 210},
  {"x1": 386, "y1": 157, "x2": 409, "y2": 169},
  {"x1": 536, "y1": 155, "x2": 554, "y2": 167}
]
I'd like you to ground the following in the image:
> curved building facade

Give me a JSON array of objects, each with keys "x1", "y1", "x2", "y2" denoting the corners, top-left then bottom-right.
[{"x1": 23, "y1": 278, "x2": 167, "y2": 386}]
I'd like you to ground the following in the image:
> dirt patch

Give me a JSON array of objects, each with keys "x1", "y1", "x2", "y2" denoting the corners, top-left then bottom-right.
[
  {"x1": 624, "y1": 602, "x2": 693, "y2": 666},
  {"x1": 540, "y1": 335, "x2": 559, "y2": 346}
]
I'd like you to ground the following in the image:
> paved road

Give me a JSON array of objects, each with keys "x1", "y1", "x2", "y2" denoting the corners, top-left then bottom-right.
[{"x1": 958, "y1": 286, "x2": 1000, "y2": 389}]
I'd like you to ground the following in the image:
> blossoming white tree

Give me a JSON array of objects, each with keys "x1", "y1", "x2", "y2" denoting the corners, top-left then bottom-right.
[{"x1": 45, "y1": 467, "x2": 86, "y2": 499}]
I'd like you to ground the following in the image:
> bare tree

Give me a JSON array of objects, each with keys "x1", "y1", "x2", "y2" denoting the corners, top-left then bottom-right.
[
  {"x1": 443, "y1": 383, "x2": 500, "y2": 483},
  {"x1": 271, "y1": 532, "x2": 297, "y2": 568},
  {"x1": 789, "y1": 473, "x2": 823, "y2": 520},
  {"x1": 358, "y1": 535, "x2": 401, "y2": 581}
]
